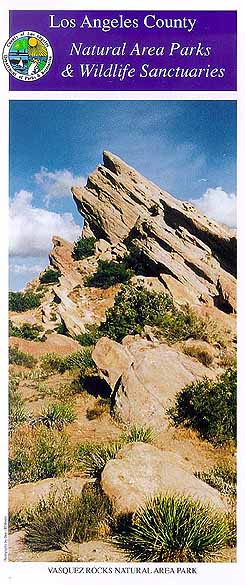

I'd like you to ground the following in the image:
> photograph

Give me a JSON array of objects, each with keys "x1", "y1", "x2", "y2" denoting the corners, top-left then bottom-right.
[{"x1": 8, "y1": 100, "x2": 237, "y2": 564}]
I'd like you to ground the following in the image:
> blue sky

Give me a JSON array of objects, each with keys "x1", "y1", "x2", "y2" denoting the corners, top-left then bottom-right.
[{"x1": 9, "y1": 100, "x2": 236, "y2": 290}]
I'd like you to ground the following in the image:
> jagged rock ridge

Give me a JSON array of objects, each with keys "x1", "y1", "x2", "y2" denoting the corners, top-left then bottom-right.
[{"x1": 73, "y1": 151, "x2": 236, "y2": 313}]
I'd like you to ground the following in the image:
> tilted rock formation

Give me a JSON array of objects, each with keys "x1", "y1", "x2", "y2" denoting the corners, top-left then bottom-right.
[
  {"x1": 17, "y1": 151, "x2": 236, "y2": 338},
  {"x1": 37, "y1": 236, "x2": 120, "y2": 336},
  {"x1": 101, "y1": 443, "x2": 227, "y2": 514},
  {"x1": 73, "y1": 151, "x2": 236, "y2": 313},
  {"x1": 92, "y1": 336, "x2": 216, "y2": 431}
]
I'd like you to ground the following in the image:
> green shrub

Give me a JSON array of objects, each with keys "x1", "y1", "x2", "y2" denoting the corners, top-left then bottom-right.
[
  {"x1": 114, "y1": 494, "x2": 232, "y2": 562},
  {"x1": 100, "y1": 284, "x2": 221, "y2": 345},
  {"x1": 9, "y1": 291, "x2": 41, "y2": 312},
  {"x1": 72, "y1": 237, "x2": 96, "y2": 261},
  {"x1": 9, "y1": 426, "x2": 73, "y2": 487},
  {"x1": 85, "y1": 259, "x2": 134, "y2": 289},
  {"x1": 76, "y1": 324, "x2": 101, "y2": 346},
  {"x1": 40, "y1": 352, "x2": 64, "y2": 374},
  {"x1": 39, "y1": 267, "x2": 61, "y2": 284},
  {"x1": 9, "y1": 346, "x2": 37, "y2": 368},
  {"x1": 195, "y1": 463, "x2": 236, "y2": 499},
  {"x1": 168, "y1": 368, "x2": 236, "y2": 445},
  {"x1": 39, "y1": 403, "x2": 75, "y2": 430},
  {"x1": 9, "y1": 320, "x2": 44, "y2": 341},
  {"x1": 55, "y1": 321, "x2": 69, "y2": 336},
  {"x1": 9, "y1": 377, "x2": 28, "y2": 433},
  {"x1": 24, "y1": 482, "x2": 113, "y2": 551},
  {"x1": 41, "y1": 348, "x2": 96, "y2": 376},
  {"x1": 100, "y1": 284, "x2": 173, "y2": 342}
]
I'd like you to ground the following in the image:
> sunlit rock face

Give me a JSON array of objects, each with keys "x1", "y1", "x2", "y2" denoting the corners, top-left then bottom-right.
[{"x1": 72, "y1": 151, "x2": 236, "y2": 313}]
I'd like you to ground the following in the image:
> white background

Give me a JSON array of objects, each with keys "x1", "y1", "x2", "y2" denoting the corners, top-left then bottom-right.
[{"x1": 0, "y1": 1, "x2": 244, "y2": 584}]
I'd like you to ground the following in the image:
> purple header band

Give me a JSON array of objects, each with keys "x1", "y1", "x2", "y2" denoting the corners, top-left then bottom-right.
[{"x1": 9, "y1": 10, "x2": 237, "y2": 91}]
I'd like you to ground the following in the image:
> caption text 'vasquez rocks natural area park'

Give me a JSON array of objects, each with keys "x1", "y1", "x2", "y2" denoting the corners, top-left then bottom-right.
[{"x1": 9, "y1": 151, "x2": 236, "y2": 563}]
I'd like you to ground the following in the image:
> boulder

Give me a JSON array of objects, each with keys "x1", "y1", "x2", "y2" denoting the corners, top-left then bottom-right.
[
  {"x1": 101, "y1": 443, "x2": 228, "y2": 514},
  {"x1": 93, "y1": 336, "x2": 216, "y2": 430},
  {"x1": 95, "y1": 238, "x2": 111, "y2": 255},
  {"x1": 9, "y1": 477, "x2": 89, "y2": 515},
  {"x1": 93, "y1": 336, "x2": 133, "y2": 390}
]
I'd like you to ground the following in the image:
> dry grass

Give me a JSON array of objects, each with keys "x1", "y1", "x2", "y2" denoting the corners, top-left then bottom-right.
[{"x1": 182, "y1": 345, "x2": 214, "y2": 367}]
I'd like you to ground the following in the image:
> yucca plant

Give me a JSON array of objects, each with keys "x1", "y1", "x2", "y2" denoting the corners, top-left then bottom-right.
[
  {"x1": 121, "y1": 425, "x2": 155, "y2": 444},
  {"x1": 78, "y1": 441, "x2": 123, "y2": 479},
  {"x1": 78, "y1": 425, "x2": 154, "y2": 479},
  {"x1": 39, "y1": 402, "x2": 75, "y2": 430},
  {"x1": 114, "y1": 493, "x2": 232, "y2": 562}
]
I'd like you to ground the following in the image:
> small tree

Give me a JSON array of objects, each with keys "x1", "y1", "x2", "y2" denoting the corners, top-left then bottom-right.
[
  {"x1": 84, "y1": 260, "x2": 134, "y2": 289},
  {"x1": 100, "y1": 284, "x2": 174, "y2": 341},
  {"x1": 39, "y1": 268, "x2": 61, "y2": 284},
  {"x1": 9, "y1": 291, "x2": 41, "y2": 312},
  {"x1": 72, "y1": 237, "x2": 96, "y2": 260}
]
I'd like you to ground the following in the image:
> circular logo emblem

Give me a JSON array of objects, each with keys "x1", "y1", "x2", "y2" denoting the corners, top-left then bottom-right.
[{"x1": 2, "y1": 31, "x2": 53, "y2": 81}]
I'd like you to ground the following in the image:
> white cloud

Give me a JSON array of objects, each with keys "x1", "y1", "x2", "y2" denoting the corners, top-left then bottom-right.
[
  {"x1": 9, "y1": 261, "x2": 46, "y2": 274},
  {"x1": 9, "y1": 190, "x2": 82, "y2": 257},
  {"x1": 34, "y1": 168, "x2": 86, "y2": 203},
  {"x1": 191, "y1": 187, "x2": 237, "y2": 228}
]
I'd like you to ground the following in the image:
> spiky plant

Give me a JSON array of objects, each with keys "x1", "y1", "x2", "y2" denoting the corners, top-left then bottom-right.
[
  {"x1": 78, "y1": 441, "x2": 123, "y2": 479},
  {"x1": 114, "y1": 493, "x2": 232, "y2": 562},
  {"x1": 121, "y1": 425, "x2": 155, "y2": 444},
  {"x1": 39, "y1": 402, "x2": 75, "y2": 430},
  {"x1": 77, "y1": 425, "x2": 155, "y2": 479}
]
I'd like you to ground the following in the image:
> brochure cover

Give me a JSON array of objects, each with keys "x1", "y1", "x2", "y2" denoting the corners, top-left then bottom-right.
[{"x1": 0, "y1": 1, "x2": 244, "y2": 584}]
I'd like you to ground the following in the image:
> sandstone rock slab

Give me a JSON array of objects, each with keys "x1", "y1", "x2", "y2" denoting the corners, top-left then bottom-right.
[
  {"x1": 72, "y1": 151, "x2": 236, "y2": 311},
  {"x1": 93, "y1": 336, "x2": 216, "y2": 430},
  {"x1": 101, "y1": 443, "x2": 227, "y2": 514},
  {"x1": 9, "y1": 477, "x2": 89, "y2": 515}
]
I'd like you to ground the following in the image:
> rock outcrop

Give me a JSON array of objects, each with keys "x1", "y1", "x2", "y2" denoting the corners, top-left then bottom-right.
[
  {"x1": 16, "y1": 151, "x2": 236, "y2": 338},
  {"x1": 93, "y1": 336, "x2": 216, "y2": 431},
  {"x1": 73, "y1": 151, "x2": 236, "y2": 313},
  {"x1": 9, "y1": 477, "x2": 89, "y2": 515},
  {"x1": 101, "y1": 442, "x2": 228, "y2": 514},
  {"x1": 36, "y1": 236, "x2": 119, "y2": 337}
]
